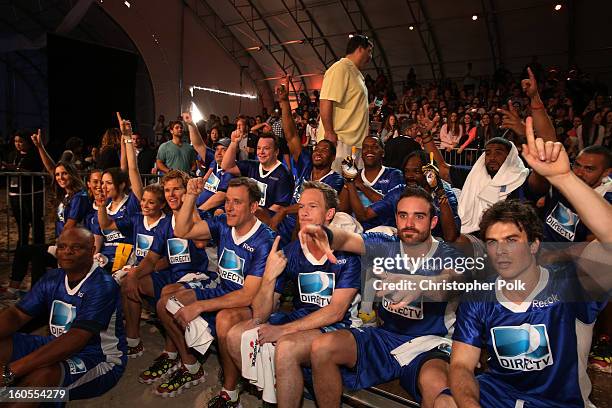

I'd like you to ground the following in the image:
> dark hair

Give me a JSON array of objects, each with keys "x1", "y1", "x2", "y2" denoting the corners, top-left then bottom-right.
[
  {"x1": 580, "y1": 145, "x2": 612, "y2": 169},
  {"x1": 485, "y1": 137, "x2": 513, "y2": 152},
  {"x1": 53, "y1": 160, "x2": 85, "y2": 208},
  {"x1": 479, "y1": 199, "x2": 543, "y2": 242},
  {"x1": 364, "y1": 135, "x2": 384, "y2": 149},
  {"x1": 258, "y1": 132, "x2": 279, "y2": 150},
  {"x1": 168, "y1": 120, "x2": 183, "y2": 131},
  {"x1": 346, "y1": 34, "x2": 373, "y2": 54},
  {"x1": 103, "y1": 167, "x2": 130, "y2": 194},
  {"x1": 317, "y1": 139, "x2": 337, "y2": 158},
  {"x1": 161, "y1": 169, "x2": 189, "y2": 189},
  {"x1": 397, "y1": 186, "x2": 435, "y2": 217},
  {"x1": 402, "y1": 149, "x2": 428, "y2": 171},
  {"x1": 228, "y1": 177, "x2": 262, "y2": 204},
  {"x1": 301, "y1": 180, "x2": 339, "y2": 210},
  {"x1": 13, "y1": 130, "x2": 34, "y2": 148}
]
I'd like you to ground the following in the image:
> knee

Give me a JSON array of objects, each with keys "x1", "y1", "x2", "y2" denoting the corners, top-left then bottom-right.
[
  {"x1": 432, "y1": 393, "x2": 457, "y2": 408},
  {"x1": 215, "y1": 309, "x2": 241, "y2": 338},
  {"x1": 19, "y1": 365, "x2": 61, "y2": 386},
  {"x1": 275, "y1": 335, "x2": 298, "y2": 365},
  {"x1": 160, "y1": 283, "x2": 182, "y2": 298},
  {"x1": 310, "y1": 334, "x2": 337, "y2": 365}
]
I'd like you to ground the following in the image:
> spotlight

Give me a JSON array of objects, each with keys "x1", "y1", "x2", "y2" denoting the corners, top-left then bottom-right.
[
  {"x1": 124, "y1": 1, "x2": 130, "y2": 8},
  {"x1": 190, "y1": 102, "x2": 204, "y2": 123},
  {"x1": 409, "y1": 25, "x2": 414, "y2": 31},
  {"x1": 472, "y1": 14, "x2": 478, "y2": 21},
  {"x1": 554, "y1": 4, "x2": 562, "y2": 11}
]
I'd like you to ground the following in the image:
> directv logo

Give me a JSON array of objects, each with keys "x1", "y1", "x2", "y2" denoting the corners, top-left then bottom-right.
[
  {"x1": 546, "y1": 201, "x2": 578, "y2": 241},
  {"x1": 66, "y1": 356, "x2": 87, "y2": 374},
  {"x1": 491, "y1": 323, "x2": 553, "y2": 371},
  {"x1": 136, "y1": 233, "x2": 154, "y2": 257},
  {"x1": 218, "y1": 248, "x2": 245, "y2": 286},
  {"x1": 254, "y1": 179, "x2": 267, "y2": 206},
  {"x1": 298, "y1": 272, "x2": 335, "y2": 307},
  {"x1": 381, "y1": 296, "x2": 423, "y2": 320},
  {"x1": 205, "y1": 172, "x2": 221, "y2": 193},
  {"x1": 103, "y1": 229, "x2": 125, "y2": 241},
  {"x1": 168, "y1": 238, "x2": 191, "y2": 264},
  {"x1": 49, "y1": 300, "x2": 77, "y2": 337},
  {"x1": 57, "y1": 203, "x2": 65, "y2": 222}
]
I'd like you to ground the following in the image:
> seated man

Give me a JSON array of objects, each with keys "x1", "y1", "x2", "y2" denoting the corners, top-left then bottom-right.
[
  {"x1": 195, "y1": 137, "x2": 234, "y2": 216},
  {"x1": 449, "y1": 118, "x2": 611, "y2": 407},
  {"x1": 149, "y1": 177, "x2": 275, "y2": 399},
  {"x1": 120, "y1": 170, "x2": 210, "y2": 361},
  {"x1": 301, "y1": 187, "x2": 464, "y2": 408},
  {"x1": 0, "y1": 227, "x2": 126, "y2": 402},
  {"x1": 221, "y1": 129, "x2": 294, "y2": 218},
  {"x1": 339, "y1": 135, "x2": 403, "y2": 230},
  {"x1": 225, "y1": 181, "x2": 361, "y2": 407},
  {"x1": 271, "y1": 77, "x2": 344, "y2": 244},
  {"x1": 352, "y1": 150, "x2": 461, "y2": 242}
]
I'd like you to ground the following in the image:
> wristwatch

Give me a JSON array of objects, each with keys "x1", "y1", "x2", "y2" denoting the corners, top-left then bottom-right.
[
  {"x1": 124, "y1": 138, "x2": 133, "y2": 144},
  {"x1": 2, "y1": 363, "x2": 16, "y2": 386}
]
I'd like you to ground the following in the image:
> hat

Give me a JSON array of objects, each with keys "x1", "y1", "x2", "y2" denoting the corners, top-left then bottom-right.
[{"x1": 214, "y1": 137, "x2": 231, "y2": 148}]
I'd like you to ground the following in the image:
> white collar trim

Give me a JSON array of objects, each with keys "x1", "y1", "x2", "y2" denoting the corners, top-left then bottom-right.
[
  {"x1": 232, "y1": 218, "x2": 262, "y2": 245},
  {"x1": 361, "y1": 166, "x2": 386, "y2": 187},
  {"x1": 300, "y1": 239, "x2": 329, "y2": 265},
  {"x1": 106, "y1": 193, "x2": 129, "y2": 215},
  {"x1": 313, "y1": 169, "x2": 334, "y2": 182},
  {"x1": 259, "y1": 161, "x2": 282, "y2": 178},
  {"x1": 144, "y1": 212, "x2": 166, "y2": 231},
  {"x1": 496, "y1": 266, "x2": 549, "y2": 313},
  {"x1": 64, "y1": 263, "x2": 97, "y2": 296}
]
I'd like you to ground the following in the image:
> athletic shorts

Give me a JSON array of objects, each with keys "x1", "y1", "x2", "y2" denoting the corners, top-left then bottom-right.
[
  {"x1": 150, "y1": 268, "x2": 192, "y2": 301},
  {"x1": 342, "y1": 327, "x2": 450, "y2": 403},
  {"x1": 10, "y1": 332, "x2": 125, "y2": 401}
]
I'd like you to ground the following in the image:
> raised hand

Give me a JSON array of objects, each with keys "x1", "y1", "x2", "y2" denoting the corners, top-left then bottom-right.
[
  {"x1": 521, "y1": 116, "x2": 569, "y2": 181},
  {"x1": 298, "y1": 224, "x2": 337, "y2": 263},
  {"x1": 94, "y1": 187, "x2": 107, "y2": 207},
  {"x1": 182, "y1": 112, "x2": 195, "y2": 127},
  {"x1": 186, "y1": 177, "x2": 205, "y2": 196},
  {"x1": 422, "y1": 152, "x2": 442, "y2": 192},
  {"x1": 230, "y1": 129, "x2": 245, "y2": 144},
  {"x1": 521, "y1": 67, "x2": 539, "y2": 99},
  {"x1": 116, "y1": 112, "x2": 132, "y2": 137},
  {"x1": 263, "y1": 236, "x2": 287, "y2": 281},
  {"x1": 276, "y1": 76, "x2": 290, "y2": 102},
  {"x1": 31, "y1": 129, "x2": 42, "y2": 147},
  {"x1": 498, "y1": 102, "x2": 525, "y2": 136}
]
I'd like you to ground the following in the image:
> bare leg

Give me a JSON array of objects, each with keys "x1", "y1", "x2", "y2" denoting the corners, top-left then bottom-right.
[
  {"x1": 274, "y1": 330, "x2": 323, "y2": 408},
  {"x1": 157, "y1": 283, "x2": 186, "y2": 353},
  {"x1": 215, "y1": 308, "x2": 253, "y2": 391},
  {"x1": 226, "y1": 319, "x2": 259, "y2": 370},
  {"x1": 310, "y1": 330, "x2": 357, "y2": 408},
  {"x1": 122, "y1": 275, "x2": 154, "y2": 339},
  {"x1": 418, "y1": 359, "x2": 456, "y2": 408},
  {"x1": 4, "y1": 364, "x2": 62, "y2": 408},
  {"x1": 156, "y1": 288, "x2": 198, "y2": 365},
  {"x1": 0, "y1": 335, "x2": 14, "y2": 362}
]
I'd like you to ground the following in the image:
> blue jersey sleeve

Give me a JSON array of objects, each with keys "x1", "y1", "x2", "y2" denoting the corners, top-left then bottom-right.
[
  {"x1": 206, "y1": 214, "x2": 224, "y2": 242},
  {"x1": 126, "y1": 191, "x2": 141, "y2": 214},
  {"x1": 66, "y1": 190, "x2": 90, "y2": 223},
  {"x1": 369, "y1": 185, "x2": 401, "y2": 219},
  {"x1": 205, "y1": 147, "x2": 215, "y2": 169},
  {"x1": 115, "y1": 213, "x2": 137, "y2": 238},
  {"x1": 237, "y1": 160, "x2": 257, "y2": 177},
  {"x1": 217, "y1": 171, "x2": 233, "y2": 193},
  {"x1": 291, "y1": 150, "x2": 312, "y2": 182},
  {"x1": 71, "y1": 274, "x2": 120, "y2": 333},
  {"x1": 273, "y1": 166, "x2": 294, "y2": 206},
  {"x1": 149, "y1": 221, "x2": 170, "y2": 257},
  {"x1": 17, "y1": 271, "x2": 58, "y2": 317},
  {"x1": 322, "y1": 172, "x2": 344, "y2": 194},
  {"x1": 386, "y1": 168, "x2": 404, "y2": 189},
  {"x1": 335, "y1": 253, "x2": 361, "y2": 289},
  {"x1": 274, "y1": 241, "x2": 299, "y2": 293},
  {"x1": 362, "y1": 232, "x2": 397, "y2": 244},
  {"x1": 452, "y1": 298, "x2": 485, "y2": 348},
  {"x1": 249, "y1": 231, "x2": 275, "y2": 278}
]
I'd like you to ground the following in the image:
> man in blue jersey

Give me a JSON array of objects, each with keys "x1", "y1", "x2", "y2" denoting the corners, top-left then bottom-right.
[
  {"x1": 352, "y1": 150, "x2": 461, "y2": 241},
  {"x1": 339, "y1": 135, "x2": 404, "y2": 230},
  {"x1": 301, "y1": 186, "x2": 465, "y2": 408},
  {"x1": 449, "y1": 118, "x2": 611, "y2": 407},
  {"x1": 119, "y1": 170, "x2": 210, "y2": 361},
  {"x1": 141, "y1": 177, "x2": 275, "y2": 398},
  {"x1": 221, "y1": 127, "x2": 294, "y2": 217},
  {"x1": 196, "y1": 138, "x2": 234, "y2": 216},
  {"x1": 224, "y1": 181, "x2": 362, "y2": 408},
  {"x1": 0, "y1": 227, "x2": 126, "y2": 401},
  {"x1": 268, "y1": 77, "x2": 344, "y2": 244}
]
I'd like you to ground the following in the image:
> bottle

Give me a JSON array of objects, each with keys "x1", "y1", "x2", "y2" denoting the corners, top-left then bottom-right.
[{"x1": 342, "y1": 146, "x2": 359, "y2": 180}]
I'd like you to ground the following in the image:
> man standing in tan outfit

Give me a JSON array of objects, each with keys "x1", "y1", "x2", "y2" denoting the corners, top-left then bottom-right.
[{"x1": 317, "y1": 34, "x2": 373, "y2": 172}]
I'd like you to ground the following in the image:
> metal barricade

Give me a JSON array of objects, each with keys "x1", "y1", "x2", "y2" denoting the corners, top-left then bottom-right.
[
  {"x1": 440, "y1": 148, "x2": 482, "y2": 167},
  {"x1": 0, "y1": 172, "x2": 49, "y2": 266}
]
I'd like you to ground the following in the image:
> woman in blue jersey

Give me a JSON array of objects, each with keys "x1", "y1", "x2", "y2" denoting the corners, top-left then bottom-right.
[
  {"x1": 96, "y1": 122, "x2": 168, "y2": 272},
  {"x1": 2, "y1": 130, "x2": 90, "y2": 299}
]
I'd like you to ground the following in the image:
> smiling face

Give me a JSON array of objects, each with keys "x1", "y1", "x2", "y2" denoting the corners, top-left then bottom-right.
[
  {"x1": 312, "y1": 141, "x2": 334, "y2": 168},
  {"x1": 55, "y1": 165, "x2": 72, "y2": 191},
  {"x1": 298, "y1": 188, "x2": 334, "y2": 226},
  {"x1": 87, "y1": 171, "x2": 102, "y2": 197},
  {"x1": 362, "y1": 137, "x2": 384, "y2": 168},
  {"x1": 484, "y1": 222, "x2": 538, "y2": 281},
  {"x1": 164, "y1": 178, "x2": 186, "y2": 212},
  {"x1": 101, "y1": 172, "x2": 124, "y2": 200},
  {"x1": 224, "y1": 185, "x2": 256, "y2": 228},
  {"x1": 214, "y1": 145, "x2": 227, "y2": 164},
  {"x1": 403, "y1": 156, "x2": 425, "y2": 187},
  {"x1": 257, "y1": 136, "x2": 278, "y2": 167},
  {"x1": 395, "y1": 196, "x2": 436, "y2": 244},
  {"x1": 140, "y1": 190, "x2": 165, "y2": 217}
]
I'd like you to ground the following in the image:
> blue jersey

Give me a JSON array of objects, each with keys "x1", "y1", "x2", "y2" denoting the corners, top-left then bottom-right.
[
  {"x1": 357, "y1": 167, "x2": 403, "y2": 230},
  {"x1": 116, "y1": 213, "x2": 170, "y2": 264},
  {"x1": 206, "y1": 214, "x2": 275, "y2": 294},
  {"x1": 237, "y1": 160, "x2": 294, "y2": 209},
  {"x1": 290, "y1": 150, "x2": 344, "y2": 203},
  {"x1": 56, "y1": 189, "x2": 90, "y2": 237},
  {"x1": 149, "y1": 213, "x2": 209, "y2": 274},
  {"x1": 17, "y1": 265, "x2": 127, "y2": 366},
  {"x1": 363, "y1": 232, "x2": 462, "y2": 337},
  {"x1": 369, "y1": 183, "x2": 461, "y2": 237},
  {"x1": 453, "y1": 264, "x2": 606, "y2": 407},
  {"x1": 90, "y1": 192, "x2": 141, "y2": 264},
  {"x1": 274, "y1": 241, "x2": 361, "y2": 326},
  {"x1": 196, "y1": 162, "x2": 233, "y2": 208}
]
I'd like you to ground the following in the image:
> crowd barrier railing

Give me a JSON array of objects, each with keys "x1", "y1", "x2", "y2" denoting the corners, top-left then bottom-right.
[{"x1": 439, "y1": 147, "x2": 482, "y2": 167}]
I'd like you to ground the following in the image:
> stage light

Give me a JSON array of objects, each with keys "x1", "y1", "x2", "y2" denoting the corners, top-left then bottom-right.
[
  {"x1": 348, "y1": 34, "x2": 354, "y2": 38},
  {"x1": 278, "y1": 39, "x2": 305, "y2": 46},
  {"x1": 409, "y1": 25, "x2": 414, "y2": 31},
  {"x1": 190, "y1": 85, "x2": 257, "y2": 99},
  {"x1": 190, "y1": 102, "x2": 204, "y2": 123},
  {"x1": 472, "y1": 14, "x2": 478, "y2": 21},
  {"x1": 554, "y1": 4, "x2": 562, "y2": 11},
  {"x1": 245, "y1": 46, "x2": 263, "y2": 52},
  {"x1": 124, "y1": 1, "x2": 130, "y2": 8}
]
